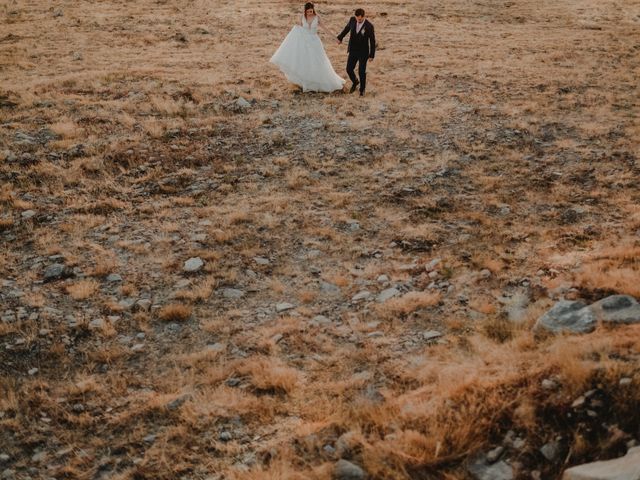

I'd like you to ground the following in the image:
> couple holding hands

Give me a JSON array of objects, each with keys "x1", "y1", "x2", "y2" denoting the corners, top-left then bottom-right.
[{"x1": 270, "y1": 3, "x2": 376, "y2": 96}]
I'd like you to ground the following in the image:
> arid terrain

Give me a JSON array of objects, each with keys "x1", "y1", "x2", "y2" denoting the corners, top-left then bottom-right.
[{"x1": 1, "y1": 0, "x2": 640, "y2": 479}]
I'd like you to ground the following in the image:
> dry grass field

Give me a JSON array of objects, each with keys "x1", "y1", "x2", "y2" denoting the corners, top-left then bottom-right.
[{"x1": 1, "y1": 0, "x2": 640, "y2": 478}]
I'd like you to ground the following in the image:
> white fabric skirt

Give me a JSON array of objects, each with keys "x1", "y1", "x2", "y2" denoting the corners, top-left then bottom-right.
[{"x1": 270, "y1": 26, "x2": 345, "y2": 93}]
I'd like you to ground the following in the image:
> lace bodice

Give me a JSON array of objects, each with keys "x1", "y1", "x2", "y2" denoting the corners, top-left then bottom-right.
[{"x1": 301, "y1": 14, "x2": 319, "y2": 34}]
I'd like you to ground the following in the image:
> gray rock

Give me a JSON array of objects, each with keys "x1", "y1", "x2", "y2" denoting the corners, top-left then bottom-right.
[
  {"x1": 377, "y1": 287, "x2": 400, "y2": 303},
  {"x1": 118, "y1": 298, "x2": 136, "y2": 310},
  {"x1": 563, "y1": 446, "x2": 640, "y2": 480},
  {"x1": 206, "y1": 343, "x2": 225, "y2": 352},
  {"x1": 276, "y1": 302, "x2": 295, "y2": 313},
  {"x1": 334, "y1": 459, "x2": 366, "y2": 480},
  {"x1": 253, "y1": 256, "x2": 270, "y2": 265},
  {"x1": 43, "y1": 263, "x2": 72, "y2": 282},
  {"x1": 166, "y1": 394, "x2": 191, "y2": 411},
  {"x1": 590, "y1": 295, "x2": 640, "y2": 325},
  {"x1": 21, "y1": 210, "x2": 36, "y2": 219},
  {"x1": 320, "y1": 281, "x2": 341, "y2": 295},
  {"x1": 222, "y1": 288, "x2": 245, "y2": 299},
  {"x1": 468, "y1": 459, "x2": 513, "y2": 480},
  {"x1": 377, "y1": 274, "x2": 390, "y2": 284},
  {"x1": 480, "y1": 269, "x2": 492, "y2": 279},
  {"x1": 542, "y1": 378, "x2": 558, "y2": 390},
  {"x1": 136, "y1": 299, "x2": 152, "y2": 311},
  {"x1": 540, "y1": 441, "x2": 562, "y2": 462},
  {"x1": 131, "y1": 343, "x2": 145, "y2": 353},
  {"x1": 311, "y1": 315, "x2": 331, "y2": 326},
  {"x1": 422, "y1": 330, "x2": 443, "y2": 341},
  {"x1": 425, "y1": 258, "x2": 442, "y2": 272},
  {"x1": 487, "y1": 446, "x2": 505, "y2": 463},
  {"x1": 219, "y1": 431, "x2": 233, "y2": 442},
  {"x1": 106, "y1": 273, "x2": 122, "y2": 283},
  {"x1": 352, "y1": 291, "x2": 372, "y2": 302},
  {"x1": 28, "y1": 368, "x2": 39, "y2": 375},
  {"x1": 143, "y1": 434, "x2": 156, "y2": 444},
  {"x1": 0, "y1": 454, "x2": 8, "y2": 463},
  {"x1": 89, "y1": 318, "x2": 105, "y2": 330},
  {"x1": 184, "y1": 257, "x2": 204, "y2": 272},
  {"x1": 534, "y1": 300, "x2": 596, "y2": 334},
  {"x1": 620, "y1": 378, "x2": 632, "y2": 386}
]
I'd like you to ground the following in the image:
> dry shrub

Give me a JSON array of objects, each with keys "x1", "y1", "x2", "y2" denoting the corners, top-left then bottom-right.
[
  {"x1": 237, "y1": 356, "x2": 300, "y2": 394},
  {"x1": 574, "y1": 264, "x2": 640, "y2": 297},
  {"x1": 0, "y1": 217, "x2": 14, "y2": 230},
  {"x1": 159, "y1": 304, "x2": 193, "y2": 322},
  {"x1": 173, "y1": 276, "x2": 217, "y2": 302},
  {"x1": 380, "y1": 292, "x2": 441, "y2": 317},
  {"x1": 66, "y1": 279, "x2": 99, "y2": 300},
  {"x1": 481, "y1": 317, "x2": 514, "y2": 343}
]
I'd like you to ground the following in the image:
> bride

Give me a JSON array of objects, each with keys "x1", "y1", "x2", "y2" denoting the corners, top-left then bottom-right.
[{"x1": 270, "y1": 2, "x2": 345, "y2": 93}]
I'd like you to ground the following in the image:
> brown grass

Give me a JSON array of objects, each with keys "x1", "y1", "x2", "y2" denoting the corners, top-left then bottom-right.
[
  {"x1": 66, "y1": 279, "x2": 99, "y2": 300},
  {"x1": 158, "y1": 304, "x2": 193, "y2": 322}
]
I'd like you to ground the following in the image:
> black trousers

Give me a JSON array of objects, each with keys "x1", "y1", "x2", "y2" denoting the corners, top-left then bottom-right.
[{"x1": 346, "y1": 53, "x2": 369, "y2": 93}]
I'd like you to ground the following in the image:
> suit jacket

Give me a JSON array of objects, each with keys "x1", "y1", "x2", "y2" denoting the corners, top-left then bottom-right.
[{"x1": 337, "y1": 17, "x2": 376, "y2": 59}]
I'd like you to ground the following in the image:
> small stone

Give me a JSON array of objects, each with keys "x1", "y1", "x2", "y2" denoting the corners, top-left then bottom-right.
[
  {"x1": 480, "y1": 269, "x2": 492, "y2": 279},
  {"x1": 276, "y1": 302, "x2": 295, "y2": 313},
  {"x1": 143, "y1": 434, "x2": 156, "y2": 444},
  {"x1": 118, "y1": 298, "x2": 136, "y2": 310},
  {"x1": 222, "y1": 288, "x2": 245, "y2": 299},
  {"x1": 106, "y1": 273, "x2": 122, "y2": 283},
  {"x1": 620, "y1": 377, "x2": 632, "y2": 386},
  {"x1": 377, "y1": 274, "x2": 389, "y2": 283},
  {"x1": 377, "y1": 287, "x2": 400, "y2": 303},
  {"x1": 235, "y1": 97, "x2": 251, "y2": 109},
  {"x1": 0, "y1": 455, "x2": 8, "y2": 463},
  {"x1": 468, "y1": 459, "x2": 513, "y2": 480},
  {"x1": 206, "y1": 343, "x2": 225, "y2": 352},
  {"x1": 43, "y1": 263, "x2": 71, "y2": 282},
  {"x1": 334, "y1": 459, "x2": 366, "y2": 480},
  {"x1": 136, "y1": 299, "x2": 152, "y2": 311},
  {"x1": 183, "y1": 257, "x2": 204, "y2": 272},
  {"x1": 253, "y1": 256, "x2": 270, "y2": 265},
  {"x1": 311, "y1": 315, "x2": 331, "y2": 326},
  {"x1": 219, "y1": 431, "x2": 233, "y2": 442},
  {"x1": 72, "y1": 403, "x2": 85, "y2": 413},
  {"x1": 486, "y1": 446, "x2": 505, "y2": 463},
  {"x1": 21, "y1": 210, "x2": 36, "y2": 219},
  {"x1": 542, "y1": 379, "x2": 558, "y2": 390},
  {"x1": 310, "y1": 266, "x2": 322, "y2": 274},
  {"x1": 166, "y1": 394, "x2": 191, "y2": 410},
  {"x1": 572, "y1": 396, "x2": 586, "y2": 408},
  {"x1": 89, "y1": 318, "x2": 105, "y2": 330},
  {"x1": 422, "y1": 330, "x2": 442, "y2": 341},
  {"x1": 28, "y1": 368, "x2": 39, "y2": 375},
  {"x1": 425, "y1": 258, "x2": 442, "y2": 272},
  {"x1": 540, "y1": 441, "x2": 561, "y2": 462},
  {"x1": 131, "y1": 343, "x2": 145, "y2": 353},
  {"x1": 271, "y1": 333, "x2": 284, "y2": 343},
  {"x1": 352, "y1": 291, "x2": 372, "y2": 302}
]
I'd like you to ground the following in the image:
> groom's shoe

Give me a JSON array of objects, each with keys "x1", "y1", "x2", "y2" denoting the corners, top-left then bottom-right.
[{"x1": 349, "y1": 80, "x2": 359, "y2": 94}]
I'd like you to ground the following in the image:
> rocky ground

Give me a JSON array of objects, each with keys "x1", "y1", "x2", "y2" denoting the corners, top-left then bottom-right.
[{"x1": 1, "y1": 0, "x2": 640, "y2": 479}]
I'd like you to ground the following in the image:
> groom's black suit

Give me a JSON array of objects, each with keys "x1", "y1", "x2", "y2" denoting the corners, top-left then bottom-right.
[{"x1": 337, "y1": 17, "x2": 376, "y2": 94}]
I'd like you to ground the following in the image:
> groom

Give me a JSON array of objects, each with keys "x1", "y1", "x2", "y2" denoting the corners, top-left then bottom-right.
[{"x1": 337, "y1": 8, "x2": 376, "y2": 96}]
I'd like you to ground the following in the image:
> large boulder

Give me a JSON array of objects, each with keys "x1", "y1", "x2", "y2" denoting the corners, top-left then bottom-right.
[
  {"x1": 563, "y1": 446, "x2": 640, "y2": 480},
  {"x1": 534, "y1": 300, "x2": 596, "y2": 334},
  {"x1": 589, "y1": 295, "x2": 640, "y2": 325}
]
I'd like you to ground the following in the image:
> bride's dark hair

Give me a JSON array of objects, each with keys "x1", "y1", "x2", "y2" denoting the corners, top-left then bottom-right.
[{"x1": 304, "y1": 2, "x2": 315, "y2": 14}]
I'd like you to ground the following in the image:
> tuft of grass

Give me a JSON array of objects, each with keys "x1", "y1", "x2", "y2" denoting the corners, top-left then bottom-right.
[
  {"x1": 158, "y1": 304, "x2": 193, "y2": 322},
  {"x1": 66, "y1": 279, "x2": 99, "y2": 300}
]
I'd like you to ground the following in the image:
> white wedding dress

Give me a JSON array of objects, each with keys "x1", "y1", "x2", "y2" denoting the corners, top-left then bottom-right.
[{"x1": 270, "y1": 15, "x2": 345, "y2": 92}]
